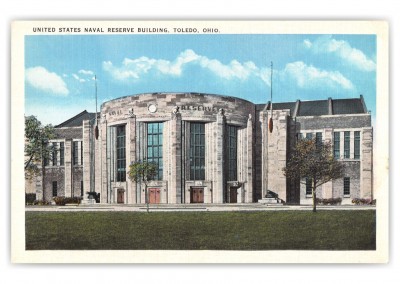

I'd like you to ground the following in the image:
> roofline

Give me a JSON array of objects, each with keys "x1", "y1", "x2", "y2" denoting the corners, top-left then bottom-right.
[
  {"x1": 100, "y1": 92, "x2": 255, "y2": 109},
  {"x1": 55, "y1": 110, "x2": 92, "y2": 128}
]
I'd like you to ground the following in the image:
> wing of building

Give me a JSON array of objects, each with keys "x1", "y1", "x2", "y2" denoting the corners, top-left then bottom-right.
[{"x1": 32, "y1": 93, "x2": 373, "y2": 205}]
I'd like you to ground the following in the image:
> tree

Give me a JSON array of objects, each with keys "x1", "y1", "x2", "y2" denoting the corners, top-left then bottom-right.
[
  {"x1": 128, "y1": 160, "x2": 157, "y2": 213},
  {"x1": 25, "y1": 116, "x2": 56, "y2": 199},
  {"x1": 283, "y1": 138, "x2": 344, "y2": 212}
]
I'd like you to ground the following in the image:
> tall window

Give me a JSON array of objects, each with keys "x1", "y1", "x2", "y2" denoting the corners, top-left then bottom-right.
[
  {"x1": 73, "y1": 141, "x2": 79, "y2": 165},
  {"x1": 306, "y1": 178, "x2": 312, "y2": 195},
  {"x1": 52, "y1": 181, "x2": 57, "y2": 197},
  {"x1": 190, "y1": 123, "x2": 205, "y2": 180},
  {"x1": 52, "y1": 142, "x2": 57, "y2": 166},
  {"x1": 344, "y1": 131, "x2": 350, "y2": 159},
  {"x1": 344, "y1": 177, "x2": 350, "y2": 195},
  {"x1": 227, "y1": 125, "x2": 238, "y2": 181},
  {"x1": 81, "y1": 180, "x2": 83, "y2": 197},
  {"x1": 116, "y1": 125, "x2": 126, "y2": 182},
  {"x1": 316, "y1": 132, "x2": 323, "y2": 148},
  {"x1": 60, "y1": 142, "x2": 64, "y2": 166},
  {"x1": 147, "y1": 122, "x2": 163, "y2": 180},
  {"x1": 81, "y1": 141, "x2": 83, "y2": 165},
  {"x1": 354, "y1": 131, "x2": 360, "y2": 159},
  {"x1": 333, "y1": 132, "x2": 340, "y2": 159}
]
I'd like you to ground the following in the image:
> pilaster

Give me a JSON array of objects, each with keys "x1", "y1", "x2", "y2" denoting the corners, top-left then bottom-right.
[
  {"x1": 64, "y1": 138, "x2": 73, "y2": 198},
  {"x1": 170, "y1": 109, "x2": 182, "y2": 203},
  {"x1": 246, "y1": 114, "x2": 254, "y2": 202},
  {"x1": 125, "y1": 113, "x2": 136, "y2": 204},
  {"x1": 214, "y1": 109, "x2": 225, "y2": 203}
]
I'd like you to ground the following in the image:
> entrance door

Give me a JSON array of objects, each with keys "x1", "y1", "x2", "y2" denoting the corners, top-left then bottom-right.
[
  {"x1": 117, "y1": 189, "x2": 124, "y2": 204},
  {"x1": 191, "y1": 187, "x2": 204, "y2": 203},
  {"x1": 230, "y1": 188, "x2": 238, "y2": 203},
  {"x1": 149, "y1": 188, "x2": 161, "y2": 204}
]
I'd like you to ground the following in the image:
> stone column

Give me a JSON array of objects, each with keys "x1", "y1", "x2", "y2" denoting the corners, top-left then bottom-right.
[
  {"x1": 100, "y1": 115, "x2": 108, "y2": 203},
  {"x1": 126, "y1": 113, "x2": 136, "y2": 204},
  {"x1": 246, "y1": 114, "x2": 254, "y2": 203},
  {"x1": 64, "y1": 138, "x2": 73, "y2": 198},
  {"x1": 170, "y1": 108, "x2": 182, "y2": 203},
  {"x1": 82, "y1": 120, "x2": 91, "y2": 203},
  {"x1": 360, "y1": 127, "x2": 373, "y2": 199},
  {"x1": 260, "y1": 111, "x2": 269, "y2": 199},
  {"x1": 214, "y1": 108, "x2": 225, "y2": 203}
]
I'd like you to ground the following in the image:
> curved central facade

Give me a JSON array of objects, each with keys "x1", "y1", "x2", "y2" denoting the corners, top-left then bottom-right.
[{"x1": 96, "y1": 92, "x2": 256, "y2": 204}]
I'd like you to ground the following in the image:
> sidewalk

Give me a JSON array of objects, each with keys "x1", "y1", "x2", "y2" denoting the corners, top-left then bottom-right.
[{"x1": 25, "y1": 203, "x2": 376, "y2": 212}]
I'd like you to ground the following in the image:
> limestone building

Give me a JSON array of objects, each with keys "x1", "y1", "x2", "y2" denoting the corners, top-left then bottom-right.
[{"x1": 32, "y1": 92, "x2": 373, "y2": 205}]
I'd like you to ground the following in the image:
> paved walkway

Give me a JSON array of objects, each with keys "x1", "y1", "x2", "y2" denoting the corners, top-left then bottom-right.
[{"x1": 25, "y1": 203, "x2": 376, "y2": 212}]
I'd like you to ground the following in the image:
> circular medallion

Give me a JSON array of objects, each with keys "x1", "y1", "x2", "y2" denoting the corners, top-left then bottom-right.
[{"x1": 148, "y1": 104, "x2": 157, "y2": 113}]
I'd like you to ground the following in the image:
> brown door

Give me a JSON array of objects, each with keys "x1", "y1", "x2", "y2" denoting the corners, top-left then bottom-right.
[
  {"x1": 117, "y1": 189, "x2": 124, "y2": 204},
  {"x1": 191, "y1": 187, "x2": 204, "y2": 203},
  {"x1": 149, "y1": 188, "x2": 161, "y2": 204},
  {"x1": 230, "y1": 188, "x2": 237, "y2": 203}
]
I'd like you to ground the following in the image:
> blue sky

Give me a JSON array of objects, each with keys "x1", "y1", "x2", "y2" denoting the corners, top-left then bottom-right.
[{"x1": 24, "y1": 34, "x2": 376, "y2": 125}]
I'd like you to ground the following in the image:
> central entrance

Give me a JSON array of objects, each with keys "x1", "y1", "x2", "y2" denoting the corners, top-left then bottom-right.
[
  {"x1": 148, "y1": 188, "x2": 161, "y2": 204},
  {"x1": 190, "y1": 187, "x2": 204, "y2": 203}
]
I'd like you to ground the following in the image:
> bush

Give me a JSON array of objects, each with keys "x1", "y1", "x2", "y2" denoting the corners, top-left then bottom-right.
[
  {"x1": 33, "y1": 200, "x2": 51, "y2": 206},
  {"x1": 352, "y1": 198, "x2": 376, "y2": 205},
  {"x1": 25, "y1": 193, "x2": 36, "y2": 205},
  {"x1": 53, "y1": 196, "x2": 82, "y2": 205},
  {"x1": 315, "y1": 197, "x2": 342, "y2": 205}
]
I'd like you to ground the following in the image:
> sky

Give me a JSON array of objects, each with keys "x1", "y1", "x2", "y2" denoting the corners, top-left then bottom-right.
[{"x1": 24, "y1": 34, "x2": 377, "y2": 126}]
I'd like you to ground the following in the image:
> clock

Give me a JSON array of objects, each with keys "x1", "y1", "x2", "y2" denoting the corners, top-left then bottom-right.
[{"x1": 148, "y1": 104, "x2": 157, "y2": 113}]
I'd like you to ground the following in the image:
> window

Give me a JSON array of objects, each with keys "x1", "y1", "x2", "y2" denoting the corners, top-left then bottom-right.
[
  {"x1": 306, "y1": 133, "x2": 313, "y2": 140},
  {"x1": 316, "y1": 132, "x2": 323, "y2": 148},
  {"x1": 73, "y1": 141, "x2": 79, "y2": 165},
  {"x1": 354, "y1": 131, "x2": 360, "y2": 159},
  {"x1": 190, "y1": 123, "x2": 205, "y2": 180},
  {"x1": 60, "y1": 142, "x2": 64, "y2": 166},
  {"x1": 344, "y1": 177, "x2": 350, "y2": 196},
  {"x1": 81, "y1": 141, "x2": 83, "y2": 165},
  {"x1": 333, "y1": 132, "x2": 340, "y2": 159},
  {"x1": 297, "y1": 133, "x2": 303, "y2": 140},
  {"x1": 147, "y1": 122, "x2": 163, "y2": 180},
  {"x1": 52, "y1": 181, "x2": 57, "y2": 197},
  {"x1": 52, "y1": 142, "x2": 57, "y2": 166},
  {"x1": 344, "y1": 131, "x2": 350, "y2": 159},
  {"x1": 227, "y1": 125, "x2": 238, "y2": 181},
  {"x1": 306, "y1": 178, "x2": 312, "y2": 195},
  {"x1": 81, "y1": 180, "x2": 83, "y2": 197},
  {"x1": 116, "y1": 125, "x2": 126, "y2": 182}
]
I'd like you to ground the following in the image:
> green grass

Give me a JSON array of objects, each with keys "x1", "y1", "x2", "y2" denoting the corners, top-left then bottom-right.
[{"x1": 25, "y1": 210, "x2": 376, "y2": 250}]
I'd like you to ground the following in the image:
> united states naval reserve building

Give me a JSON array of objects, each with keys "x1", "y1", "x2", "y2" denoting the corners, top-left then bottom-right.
[{"x1": 34, "y1": 92, "x2": 373, "y2": 205}]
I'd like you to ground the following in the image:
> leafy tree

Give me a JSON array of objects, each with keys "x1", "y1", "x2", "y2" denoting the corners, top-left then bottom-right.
[
  {"x1": 25, "y1": 116, "x2": 56, "y2": 198},
  {"x1": 283, "y1": 138, "x2": 344, "y2": 212},
  {"x1": 128, "y1": 160, "x2": 157, "y2": 213}
]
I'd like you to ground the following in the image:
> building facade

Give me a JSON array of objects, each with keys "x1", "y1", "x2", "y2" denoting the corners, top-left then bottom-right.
[{"x1": 31, "y1": 93, "x2": 373, "y2": 205}]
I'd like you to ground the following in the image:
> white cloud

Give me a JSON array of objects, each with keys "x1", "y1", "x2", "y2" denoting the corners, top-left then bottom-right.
[
  {"x1": 304, "y1": 35, "x2": 376, "y2": 72},
  {"x1": 78, "y1": 69, "x2": 94, "y2": 75},
  {"x1": 103, "y1": 49, "x2": 266, "y2": 83},
  {"x1": 72, "y1": 73, "x2": 86, "y2": 83},
  {"x1": 282, "y1": 61, "x2": 354, "y2": 90},
  {"x1": 103, "y1": 50, "x2": 354, "y2": 93},
  {"x1": 25, "y1": 66, "x2": 69, "y2": 96}
]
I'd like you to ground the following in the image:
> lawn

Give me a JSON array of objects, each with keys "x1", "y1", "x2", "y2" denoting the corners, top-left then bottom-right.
[{"x1": 25, "y1": 210, "x2": 376, "y2": 250}]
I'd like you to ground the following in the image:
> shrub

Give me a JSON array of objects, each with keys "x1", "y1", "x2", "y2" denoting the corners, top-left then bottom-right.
[
  {"x1": 25, "y1": 193, "x2": 36, "y2": 205},
  {"x1": 33, "y1": 200, "x2": 51, "y2": 205},
  {"x1": 352, "y1": 198, "x2": 376, "y2": 205},
  {"x1": 53, "y1": 196, "x2": 82, "y2": 205},
  {"x1": 315, "y1": 197, "x2": 342, "y2": 205}
]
